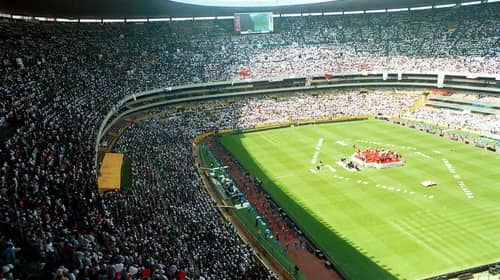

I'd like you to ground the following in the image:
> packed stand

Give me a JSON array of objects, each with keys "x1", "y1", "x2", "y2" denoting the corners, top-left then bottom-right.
[
  {"x1": 236, "y1": 4, "x2": 499, "y2": 78},
  {"x1": 233, "y1": 90, "x2": 418, "y2": 128},
  {"x1": 109, "y1": 118, "x2": 275, "y2": 279},
  {"x1": 404, "y1": 92, "x2": 500, "y2": 135},
  {"x1": 406, "y1": 106, "x2": 500, "y2": 135}
]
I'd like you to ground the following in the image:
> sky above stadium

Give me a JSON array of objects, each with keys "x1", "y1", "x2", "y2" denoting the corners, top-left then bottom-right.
[{"x1": 171, "y1": 0, "x2": 334, "y2": 7}]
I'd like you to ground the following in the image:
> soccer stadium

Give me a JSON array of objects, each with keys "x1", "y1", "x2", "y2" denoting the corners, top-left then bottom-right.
[{"x1": 0, "y1": 0, "x2": 499, "y2": 279}]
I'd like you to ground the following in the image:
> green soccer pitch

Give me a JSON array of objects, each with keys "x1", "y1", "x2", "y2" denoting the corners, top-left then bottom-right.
[{"x1": 219, "y1": 119, "x2": 500, "y2": 280}]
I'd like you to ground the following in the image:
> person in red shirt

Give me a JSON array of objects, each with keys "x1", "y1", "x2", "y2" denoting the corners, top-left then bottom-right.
[
  {"x1": 176, "y1": 267, "x2": 186, "y2": 280},
  {"x1": 141, "y1": 267, "x2": 151, "y2": 279}
]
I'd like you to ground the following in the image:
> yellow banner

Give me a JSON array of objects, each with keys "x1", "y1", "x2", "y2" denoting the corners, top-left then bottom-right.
[{"x1": 98, "y1": 153, "x2": 124, "y2": 193}]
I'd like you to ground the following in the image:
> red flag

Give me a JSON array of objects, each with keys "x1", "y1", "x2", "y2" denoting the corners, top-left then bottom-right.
[{"x1": 238, "y1": 68, "x2": 251, "y2": 78}]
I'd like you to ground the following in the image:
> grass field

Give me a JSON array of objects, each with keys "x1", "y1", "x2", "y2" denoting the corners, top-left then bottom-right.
[{"x1": 220, "y1": 119, "x2": 500, "y2": 280}]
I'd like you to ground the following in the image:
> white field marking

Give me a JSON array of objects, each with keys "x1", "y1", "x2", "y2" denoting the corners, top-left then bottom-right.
[
  {"x1": 442, "y1": 158, "x2": 474, "y2": 199},
  {"x1": 317, "y1": 138, "x2": 324, "y2": 148},
  {"x1": 326, "y1": 176, "x2": 435, "y2": 200},
  {"x1": 415, "y1": 151, "x2": 431, "y2": 159},
  {"x1": 336, "y1": 140, "x2": 348, "y2": 146},
  {"x1": 311, "y1": 151, "x2": 320, "y2": 164},
  {"x1": 433, "y1": 150, "x2": 441, "y2": 154},
  {"x1": 442, "y1": 158, "x2": 456, "y2": 173},
  {"x1": 356, "y1": 180, "x2": 369, "y2": 185},
  {"x1": 332, "y1": 174, "x2": 347, "y2": 180},
  {"x1": 309, "y1": 168, "x2": 317, "y2": 174},
  {"x1": 375, "y1": 184, "x2": 432, "y2": 199},
  {"x1": 261, "y1": 134, "x2": 279, "y2": 145},
  {"x1": 355, "y1": 139, "x2": 416, "y2": 150},
  {"x1": 326, "y1": 165, "x2": 336, "y2": 173},
  {"x1": 311, "y1": 138, "x2": 323, "y2": 164}
]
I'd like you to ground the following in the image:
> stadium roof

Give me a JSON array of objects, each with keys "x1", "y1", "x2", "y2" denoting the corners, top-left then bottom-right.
[{"x1": 0, "y1": 0, "x2": 470, "y2": 19}]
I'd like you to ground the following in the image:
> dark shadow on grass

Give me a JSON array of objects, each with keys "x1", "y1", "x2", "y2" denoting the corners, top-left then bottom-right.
[{"x1": 220, "y1": 132, "x2": 398, "y2": 280}]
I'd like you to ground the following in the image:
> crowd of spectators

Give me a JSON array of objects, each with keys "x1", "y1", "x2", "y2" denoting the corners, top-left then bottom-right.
[
  {"x1": 226, "y1": 90, "x2": 418, "y2": 128},
  {"x1": 238, "y1": 46, "x2": 500, "y2": 79},
  {"x1": 0, "y1": 2, "x2": 498, "y2": 279},
  {"x1": 406, "y1": 106, "x2": 500, "y2": 135},
  {"x1": 235, "y1": 4, "x2": 500, "y2": 78},
  {"x1": 106, "y1": 120, "x2": 273, "y2": 279},
  {"x1": 449, "y1": 93, "x2": 500, "y2": 104},
  {"x1": 0, "y1": 3, "x2": 498, "y2": 88}
]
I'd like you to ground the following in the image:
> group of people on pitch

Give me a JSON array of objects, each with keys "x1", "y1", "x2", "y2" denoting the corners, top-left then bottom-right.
[{"x1": 355, "y1": 149, "x2": 402, "y2": 164}]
